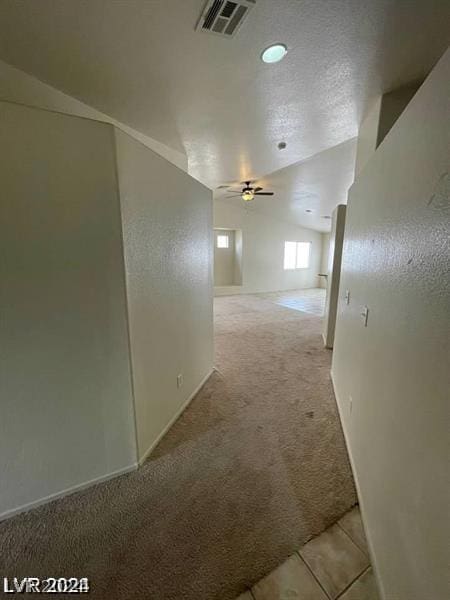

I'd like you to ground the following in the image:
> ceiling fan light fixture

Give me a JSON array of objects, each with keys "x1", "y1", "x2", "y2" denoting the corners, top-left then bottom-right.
[
  {"x1": 242, "y1": 190, "x2": 254, "y2": 202},
  {"x1": 261, "y1": 43, "x2": 288, "y2": 64}
]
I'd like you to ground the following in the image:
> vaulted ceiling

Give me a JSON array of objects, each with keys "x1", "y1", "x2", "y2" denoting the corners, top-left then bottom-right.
[
  {"x1": 217, "y1": 138, "x2": 357, "y2": 232},
  {"x1": 0, "y1": 0, "x2": 448, "y2": 230}
]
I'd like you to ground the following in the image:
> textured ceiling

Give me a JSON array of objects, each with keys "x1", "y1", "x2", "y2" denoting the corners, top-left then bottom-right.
[
  {"x1": 0, "y1": 0, "x2": 448, "y2": 229},
  {"x1": 216, "y1": 138, "x2": 358, "y2": 232}
]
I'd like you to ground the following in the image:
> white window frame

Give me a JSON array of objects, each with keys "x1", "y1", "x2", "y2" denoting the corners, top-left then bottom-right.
[
  {"x1": 284, "y1": 241, "x2": 311, "y2": 270},
  {"x1": 217, "y1": 234, "x2": 229, "y2": 249}
]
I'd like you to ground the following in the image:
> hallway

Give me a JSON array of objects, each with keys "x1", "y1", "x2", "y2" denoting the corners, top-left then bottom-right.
[
  {"x1": 0, "y1": 293, "x2": 356, "y2": 600},
  {"x1": 0, "y1": 6, "x2": 447, "y2": 597}
]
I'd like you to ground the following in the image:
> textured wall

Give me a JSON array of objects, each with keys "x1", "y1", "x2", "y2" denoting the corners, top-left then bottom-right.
[
  {"x1": 214, "y1": 229, "x2": 236, "y2": 286},
  {"x1": 0, "y1": 102, "x2": 137, "y2": 517},
  {"x1": 115, "y1": 130, "x2": 214, "y2": 460},
  {"x1": 354, "y1": 97, "x2": 381, "y2": 176},
  {"x1": 319, "y1": 233, "x2": 330, "y2": 289},
  {"x1": 355, "y1": 82, "x2": 421, "y2": 177},
  {"x1": 323, "y1": 205, "x2": 346, "y2": 348},
  {"x1": 214, "y1": 200, "x2": 322, "y2": 295},
  {"x1": 376, "y1": 82, "x2": 421, "y2": 148},
  {"x1": 332, "y1": 50, "x2": 450, "y2": 600}
]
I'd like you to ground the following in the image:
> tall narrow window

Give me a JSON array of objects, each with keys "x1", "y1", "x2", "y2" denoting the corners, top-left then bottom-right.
[
  {"x1": 284, "y1": 241, "x2": 311, "y2": 270},
  {"x1": 217, "y1": 234, "x2": 229, "y2": 249}
]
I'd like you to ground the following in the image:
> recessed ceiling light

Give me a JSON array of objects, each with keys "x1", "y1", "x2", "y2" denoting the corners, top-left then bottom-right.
[
  {"x1": 322, "y1": 215, "x2": 331, "y2": 219},
  {"x1": 305, "y1": 209, "x2": 313, "y2": 213},
  {"x1": 277, "y1": 141, "x2": 287, "y2": 150},
  {"x1": 261, "y1": 43, "x2": 288, "y2": 64}
]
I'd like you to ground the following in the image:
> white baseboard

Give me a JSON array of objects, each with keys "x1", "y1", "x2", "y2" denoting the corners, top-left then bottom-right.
[
  {"x1": 330, "y1": 370, "x2": 386, "y2": 600},
  {"x1": 0, "y1": 463, "x2": 138, "y2": 522},
  {"x1": 138, "y1": 368, "x2": 214, "y2": 465}
]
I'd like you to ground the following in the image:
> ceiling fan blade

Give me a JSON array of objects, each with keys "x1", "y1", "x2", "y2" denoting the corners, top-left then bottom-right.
[
  {"x1": 225, "y1": 194, "x2": 243, "y2": 198},
  {"x1": 226, "y1": 189, "x2": 243, "y2": 193},
  {"x1": 254, "y1": 187, "x2": 263, "y2": 192},
  {"x1": 254, "y1": 192, "x2": 274, "y2": 196}
]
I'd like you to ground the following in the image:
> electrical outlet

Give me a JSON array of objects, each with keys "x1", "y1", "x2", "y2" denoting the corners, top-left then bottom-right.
[{"x1": 177, "y1": 374, "x2": 183, "y2": 388}]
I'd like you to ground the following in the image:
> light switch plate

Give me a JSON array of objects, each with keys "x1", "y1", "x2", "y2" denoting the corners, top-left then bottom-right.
[
  {"x1": 177, "y1": 374, "x2": 183, "y2": 388},
  {"x1": 345, "y1": 290, "x2": 350, "y2": 305}
]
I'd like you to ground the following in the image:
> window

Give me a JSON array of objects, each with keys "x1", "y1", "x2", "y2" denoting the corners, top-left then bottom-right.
[
  {"x1": 284, "y1": 241, "x2": 311, "y2": 270},
  {"x1": 217, "y1": 234, "x2": 229, "y2": 249}
]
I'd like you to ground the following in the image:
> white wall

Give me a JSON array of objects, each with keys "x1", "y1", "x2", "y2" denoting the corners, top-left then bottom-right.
[
  {"x1": 376, "y1": 82, "x2": 421, "y2": 148},
  {"x1": 234, "y1": 229, "x2": 243, "y2": 286},
  {"x1": 0, "y1": 101, "x2": 137, "y2": 518},
  {"x1": 355, "y1": 83, "x2": 421, "y2": 177},
  {"x1": 214, "y1": 229, "x2": 236, "y2": 286},
  {"x1": 354, "y1": 97, "x2": 382, "y2": 176},
  {"x1": 332, "y1": 50, "x2": 450, "y2": 600},
  {"x1": 214, "y1": 200, "x2": 322, "y2": 295},
  {"x1": 0, "y1": 58, "x2": 187, "y2": 172},
  {"x1": 323, "y1": 205, "x2": 346, "y2": 348},
  {"x1": 319, "y1": 233, "x2": 330, "y2": 289},
  {"x1": 115, "y1": 130, "x2": 214, "y2": 461}
]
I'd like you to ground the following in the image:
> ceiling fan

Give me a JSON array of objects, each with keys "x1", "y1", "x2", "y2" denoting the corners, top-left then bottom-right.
[{"x1": 224, "y1": 181, "x2": 274, "y2": 202}]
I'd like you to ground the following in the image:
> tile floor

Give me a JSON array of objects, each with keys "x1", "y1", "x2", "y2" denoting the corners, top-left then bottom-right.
[
  {"x1": 259, "y1": 288, "x2": 326, "y2": 316},
  {"x1": 235, "y1": 506, "x2": 379, "y2": 600}
]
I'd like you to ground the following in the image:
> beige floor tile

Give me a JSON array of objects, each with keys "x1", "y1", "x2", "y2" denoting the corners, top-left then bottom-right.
[
  {"x1": 338, "y1": 506, "x2": 368, "y2": 554},
  {"x1": 235, "y1": 592, "x2": 254, "y2": 600},
  {"x1": 252, "y1": 554, "x2": 328, "y2": 600},
  {"x1": 338, "y1": 568, "x2": 380, "y2": 600},
  {"x1": 299, "y1": 524, "x2": 369, "y2": 599}
]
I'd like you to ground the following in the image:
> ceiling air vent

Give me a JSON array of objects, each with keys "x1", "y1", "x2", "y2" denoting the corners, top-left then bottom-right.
[{"x1": 196, "y1": 0, "x2": 256, "y2": 38}]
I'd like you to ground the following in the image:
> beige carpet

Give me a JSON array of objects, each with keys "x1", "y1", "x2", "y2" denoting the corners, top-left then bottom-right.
[{"x1": 0, "y1": 293, "x2": 356, "y2": 600}]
